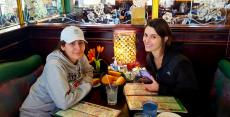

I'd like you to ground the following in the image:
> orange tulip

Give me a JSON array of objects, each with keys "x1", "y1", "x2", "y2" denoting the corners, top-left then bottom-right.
[
  {"x1": 97, "y1": 45, "x2": 104, "y2": 54},
  {"x1": 87, "y1": 45, "x2": 105, "y2": 73},
  {"x1": 87, "y1": 48, "x2": 95, "y2": 63},
  {"x1": 97, "y1": 46, "x2": 100, "y2": 53},
  {"x1": 100, "y1": 46, "x2": 104, "y2": 53}
]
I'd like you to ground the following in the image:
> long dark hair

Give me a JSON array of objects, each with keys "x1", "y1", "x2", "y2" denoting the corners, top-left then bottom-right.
[
  {"x1": 145, "y1": 18, "x2": 173, "y2": 78},
  {"x1": 145, "y1": 18, "x2": 172, "y2": 46}
]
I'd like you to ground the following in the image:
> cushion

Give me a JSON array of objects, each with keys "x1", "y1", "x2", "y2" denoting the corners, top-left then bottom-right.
[
  {"x1": 0, "y1": 55, "x2": 42, "y2": 82},
  {"x1": 212, "y1": 59, "x2": 230, "y2": 98},
  {"x1": 211, "y1": 59, "x2": 230, "y2": 117},
  {"x1": 0, "y1": 65, "x2": 43, "y2": 117},
  {"x1": 218, "y1": 76, "x2": 230, "y2": 117},
  {"x1": 218, "y1": 59, "x2": 230, "y2": 79},
  {"x1": 214, "y1": 68, "x2": 225, "y2": 98}
]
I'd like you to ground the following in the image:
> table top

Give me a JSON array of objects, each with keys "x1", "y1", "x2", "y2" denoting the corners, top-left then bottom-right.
[
  {"x1": 82, "y1": 85, "x2": 130, "y2": 117},
  {"x1": 54, "y1": 84, "x2": 189, "y2": 117}
]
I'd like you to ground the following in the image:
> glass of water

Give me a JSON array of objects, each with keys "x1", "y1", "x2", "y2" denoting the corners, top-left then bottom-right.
[
  {"x1": 134, "y1": 112, "x2": 150, "y2": 117},
  {"x1": 106, "y1": 85, "x2": 118, "y2": 105}
]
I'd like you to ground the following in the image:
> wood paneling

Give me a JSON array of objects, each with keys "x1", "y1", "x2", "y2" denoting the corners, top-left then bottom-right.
[
  {"x1": 0, "y1": 24, "x2": 229, "y2": 114},
  {"x1": 0, "y1": 27, "x2": 31, "y2": 62}
]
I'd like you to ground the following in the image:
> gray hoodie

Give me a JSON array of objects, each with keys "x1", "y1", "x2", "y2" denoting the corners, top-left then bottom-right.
[{"x1": 20, "y1": 50, "x2": 93, "y2": 117}]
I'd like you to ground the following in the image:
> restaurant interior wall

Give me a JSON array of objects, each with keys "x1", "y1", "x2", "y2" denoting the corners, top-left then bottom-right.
[{"x1": 2, "y1": 0, "x2": 230, "y2": 30}]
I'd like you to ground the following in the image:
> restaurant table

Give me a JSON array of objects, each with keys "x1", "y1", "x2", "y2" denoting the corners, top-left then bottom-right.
[
  {"x1": 54, "y1": 84, "x2": 190, "y2": 117},
  {"x1": 82, "y1": 85, "x2": 131, "y2": 117},
  {"x1": 83, "y1": 85, "x2": 190, "y2": 117}
]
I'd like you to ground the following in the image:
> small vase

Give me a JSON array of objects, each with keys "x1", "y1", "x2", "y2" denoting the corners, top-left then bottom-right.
[{"x1": 91, "y1": 60, "x2": 108, "y2": 78}]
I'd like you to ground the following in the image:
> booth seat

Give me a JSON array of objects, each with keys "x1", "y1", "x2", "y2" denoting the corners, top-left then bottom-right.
[
  {"x1": 0, "y1": 55, "x2": 44, "y2": 117},
  {"x1": 211, "y1": 58, "x2": 230, "y2": 117}
]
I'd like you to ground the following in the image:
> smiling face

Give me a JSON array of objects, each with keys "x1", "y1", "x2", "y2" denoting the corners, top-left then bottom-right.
[
  {"x1": 143, "y1": 26, "x2": 166, "y2": 53},
  {"x1": 61, "y1": 40, "x2": 85, "y2": 64}
]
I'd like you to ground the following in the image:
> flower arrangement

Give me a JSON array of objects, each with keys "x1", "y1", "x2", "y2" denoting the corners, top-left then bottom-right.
[{"x1": 87, "y1": 45, "x2": 105, "y2": 73}]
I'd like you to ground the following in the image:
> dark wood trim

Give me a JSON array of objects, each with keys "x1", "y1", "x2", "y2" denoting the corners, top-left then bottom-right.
[{"x1": 0, "y1": 23, "x2": 229, "y2": 115}]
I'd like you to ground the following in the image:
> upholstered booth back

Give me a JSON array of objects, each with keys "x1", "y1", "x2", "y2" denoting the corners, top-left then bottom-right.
[
  {"x1": 211, "y1": 59, "x2": 230, "y2": 117},
  {"x1": 0, "y1": 55, "x2": 44, "y2": 117}
]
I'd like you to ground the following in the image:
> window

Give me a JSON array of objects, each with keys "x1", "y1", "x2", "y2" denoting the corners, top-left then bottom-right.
[
  {"x1": 0, "y1": 0, "x2": 229, "y2": 29},
  {"x1": 78, "y1": 0, "x2": 115, "y2": 7},
  {"x1": 159, "y1": 0, "x2": 228, "y2": 24},
  {"x1": 22, "y1": 0, "x2": 59, "y2": 23},
  {"x1": 0, "y1": 0, "x2": 19, "y2": 29}
]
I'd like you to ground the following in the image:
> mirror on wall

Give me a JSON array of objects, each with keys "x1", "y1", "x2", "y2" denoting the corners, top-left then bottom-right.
[
  {"x1": 71, "y1": 0, "x2": 135, "y2": 24},
  {"x1": 0, "y1": 0, "x2": 19, "y2": 29},
  {"x1": 23, "y1": 0, "x2": 60, "y2": 23},
  {"x1": 39, "y1": 0, "x2": 152, "y2": 24},
  {"x1": 63, "y1": 0, "x2": 152, "y2": 24},
  {"x1": 1, "y1": 0, "x2": 230, "y2": 30},
  {"x1": 53, "y1": 0, "x2": 229, "y2": 25},
  {"x1": 158, "y1": 0, "x2": 229, "y2": 25}
]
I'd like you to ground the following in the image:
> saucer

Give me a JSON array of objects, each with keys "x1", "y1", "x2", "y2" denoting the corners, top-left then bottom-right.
[
  {"x1": 93, "y1": 82, "x2": 101, "y2": 88},
  {"x1": 157, "y1": 112, "x2": 181, "y2": 117}
]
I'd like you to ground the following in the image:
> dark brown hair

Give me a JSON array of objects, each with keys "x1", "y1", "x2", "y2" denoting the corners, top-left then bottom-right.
[
  {"x1": 55, "y1": 40, "x2": 66, "y2": 52},
  {"x1": 145, "y1": 18, "x2": 173, "y2": 78},
  {"x1": 145, "y1": 18, "x2": 172, "y2": 47}
]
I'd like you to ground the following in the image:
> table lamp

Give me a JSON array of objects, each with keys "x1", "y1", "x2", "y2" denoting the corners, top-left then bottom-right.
[{"x1": 113, "y1": 30, "x2": 136, "y2": 65}]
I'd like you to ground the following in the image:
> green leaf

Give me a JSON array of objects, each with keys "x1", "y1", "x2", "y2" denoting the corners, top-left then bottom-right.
[{"x1": 95, "y1": 60, "x2": 101, "y2": 72}]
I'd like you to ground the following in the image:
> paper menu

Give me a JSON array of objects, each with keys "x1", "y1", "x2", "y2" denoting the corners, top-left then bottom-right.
[
  {"x1": 123, "y1": 83, "x2": 157, "y2": 96},
  {"x1": 55, "y1": 101, "x2": 121, "y2": 117},
  {"x1": 125, "y1": 96, "x2": 187, "y2": 113}
]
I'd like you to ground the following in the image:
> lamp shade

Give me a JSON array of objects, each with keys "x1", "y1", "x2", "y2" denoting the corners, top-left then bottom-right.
[{"x1": 113, "y1": 31, "x2": 136, "y2": 64}]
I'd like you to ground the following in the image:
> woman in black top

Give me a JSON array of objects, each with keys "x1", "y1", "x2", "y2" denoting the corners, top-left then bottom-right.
[{"x1": 142, "y1": 18, "x2": 199, "y2": 116}]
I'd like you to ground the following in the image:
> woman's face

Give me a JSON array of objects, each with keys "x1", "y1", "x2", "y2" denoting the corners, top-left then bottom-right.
[
  {"x1": 143, "y1": 26, "x2": 165, "y2": 53},
  {"x1": 61, "y1": 40, "x2": 85, "y2": 64}
]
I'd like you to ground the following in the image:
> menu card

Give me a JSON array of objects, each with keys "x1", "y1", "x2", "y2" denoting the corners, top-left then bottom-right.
[
  {"x1": 124, "y1": 83, "x2": 158, "y2": 96},
  {"x1": 125, "y1": 96, "x2": 187, "y2": 113},
  {"x1": 55, "y1": 101, "x2": 121, "y2": 117},
  {"x1": 124, "y1": 83, "x2": 187, "y2": 113}
]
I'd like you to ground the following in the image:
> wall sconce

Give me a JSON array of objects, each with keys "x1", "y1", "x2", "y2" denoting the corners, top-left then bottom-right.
[{"x1": 113, "y1": 30, "x2": 136, "y2": 64}]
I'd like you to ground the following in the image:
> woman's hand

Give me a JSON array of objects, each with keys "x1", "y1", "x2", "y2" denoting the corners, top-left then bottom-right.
[{"x1": 143, "y1": 77, "x2": 159, "y2": 92}]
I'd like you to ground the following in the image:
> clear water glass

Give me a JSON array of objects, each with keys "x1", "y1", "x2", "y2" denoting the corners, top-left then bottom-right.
[{"x1": 106, "y1": 85, "x2": 118, "y2": 105}]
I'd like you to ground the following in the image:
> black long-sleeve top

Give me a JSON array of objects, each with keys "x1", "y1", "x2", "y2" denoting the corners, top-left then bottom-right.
[{"x1": 145, "y1": 48, "x2": 199, "y2": 116}]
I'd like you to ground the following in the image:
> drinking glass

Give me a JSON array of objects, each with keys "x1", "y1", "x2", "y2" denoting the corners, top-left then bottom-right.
[
  {"x1": 143, "y1": 101, "x2": 158, "y2": 117},
  {"x1": 134, "y1": 112, "x2": 150, "y2": 117},
  {"x1": 106, "y1": 85, "x2": 118, "y2": 105}
]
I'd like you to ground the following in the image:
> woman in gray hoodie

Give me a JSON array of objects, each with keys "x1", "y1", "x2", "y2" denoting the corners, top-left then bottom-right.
[{"x1": 20, "y1": 26, "x2": 94, "y2": 117}]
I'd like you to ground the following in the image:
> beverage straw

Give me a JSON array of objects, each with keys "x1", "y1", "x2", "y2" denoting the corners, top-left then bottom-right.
[{"x1": 106, "y1": 75, "x2": 112, "y2": 89}]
